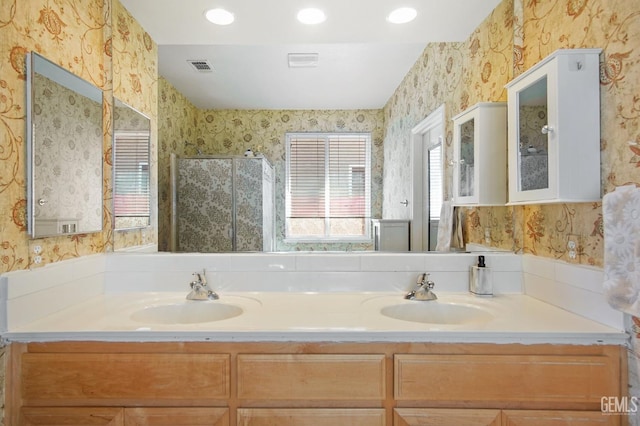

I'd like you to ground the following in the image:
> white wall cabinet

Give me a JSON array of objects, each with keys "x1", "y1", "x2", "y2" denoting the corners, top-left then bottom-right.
[
  {"x1": 452, "y1": 102, "x2": 507, "y2": 205},
  {"x1": 506, "y1": 49, "x2": 602, "y2": 204}
]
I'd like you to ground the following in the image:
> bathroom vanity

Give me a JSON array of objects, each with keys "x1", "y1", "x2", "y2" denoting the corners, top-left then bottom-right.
[
  {"x1": 11, "y1": 340, "x2": 623, "y2": 426},
  {"x1": 1, "y1": 252, "x2": 628, "y2": 425}
]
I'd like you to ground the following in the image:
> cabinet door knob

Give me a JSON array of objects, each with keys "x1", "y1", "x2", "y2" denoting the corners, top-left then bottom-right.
[
  {"x1": 400, "y1": 200, "x2": 409, "y2": 206},
  {"x1": 541, "y1": 125, "x2": 554, "y2": 134}
]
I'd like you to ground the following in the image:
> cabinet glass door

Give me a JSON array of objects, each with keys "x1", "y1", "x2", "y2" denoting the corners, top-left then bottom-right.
[
  {"x1": 517, "y1": 76, "x2": 549, "y2": 192},
  {"x1": 458, "y1": 118, "x2": 475, "y2": 198}
]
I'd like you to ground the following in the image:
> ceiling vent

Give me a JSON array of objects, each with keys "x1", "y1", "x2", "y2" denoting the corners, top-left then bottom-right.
[
  {"x1": 288, "y1": 53, "x2": 319, "y2": 68},
  {"x1": 187, "y1": 59, "x2": 213, "y2": 72}
]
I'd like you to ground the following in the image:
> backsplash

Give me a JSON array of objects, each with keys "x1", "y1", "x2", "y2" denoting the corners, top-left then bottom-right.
[{"x1": 2, "y1": 251, "x2": 629, "y2": 335}]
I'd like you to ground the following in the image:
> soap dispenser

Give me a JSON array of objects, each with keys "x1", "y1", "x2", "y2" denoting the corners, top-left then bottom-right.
[{"x1": 469, "y1": 255, "x2": 493, "y2": 296}]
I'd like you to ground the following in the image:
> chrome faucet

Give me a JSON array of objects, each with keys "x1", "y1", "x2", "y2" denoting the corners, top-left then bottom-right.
[
  {"x1": 186, "y1": 269, "x2": 219, "y2": 301},
  {"x1": 404, "y1": 273, "x2": 437, "y2": 301}
]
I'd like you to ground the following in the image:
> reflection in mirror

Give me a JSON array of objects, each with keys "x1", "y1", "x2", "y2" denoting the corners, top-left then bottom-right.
[
  {"x1": 113, "y1": 98, "x2": 151, "y2": 230},
  {"x1": 458, "y1": 118, "x2": 475, "y2": 198},
  {"x1": 26, "y1": 52, "x2": 103, "y2": 238},
  {"x1": 411, "y1": 105, "x2": 444, "y2": 252},
  {"x1": 517, "y1": 76, "x2": 549, "y2": 192},
  {"x1": 427, "y1": 140, "x2": 443, "y2": 250}
]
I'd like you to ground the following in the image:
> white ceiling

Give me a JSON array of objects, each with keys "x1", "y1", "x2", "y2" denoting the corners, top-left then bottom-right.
[{"x1": 119, "y1": 0, "x2": 502, "y2": 110}]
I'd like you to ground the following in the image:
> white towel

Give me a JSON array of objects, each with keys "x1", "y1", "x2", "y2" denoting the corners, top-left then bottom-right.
[
  {"x1": 436, "y1": 201, "x2": 464, "y2": 251},
  {"x1": 603, "y1": 185, "x2": 640, "y2": 316}
]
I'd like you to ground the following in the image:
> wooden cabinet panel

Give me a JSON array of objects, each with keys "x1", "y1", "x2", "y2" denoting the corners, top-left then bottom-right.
[
  {"x1": 124, "y1": 407, "x2": 229, "y2": 425},
  {"x1": 502, "y1": 410, "x2": 619, "y2": 425},
  {"x1": 394, "y1": 354, "x2": 618, "y2": 407},
  {"x1": 237, "y1": 354, "x2": 386, "y2": 401},
  {"x1": 21, "y1": 353, "x2": 230, "y2": 405},
  {"x1": 20, "y1": 407, "x2": 124, "y2": 425},
  {"x1": 237, "y1": 408, "x2": 385, "y2": 426},
  {"x1": 394, "y1": 408, "x2": 502, "y2": 426}
]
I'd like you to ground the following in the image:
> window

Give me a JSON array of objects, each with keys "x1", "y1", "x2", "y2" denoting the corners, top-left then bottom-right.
[
  {"x1": 429, "y1": 144, "x2": 443, "y2": 221},
  {"x1": 113, "y1": 130, "x2": 150, "y2": 218},
  {"x1": 286, "y1": 133, "x2": 371, "y2": 241}
]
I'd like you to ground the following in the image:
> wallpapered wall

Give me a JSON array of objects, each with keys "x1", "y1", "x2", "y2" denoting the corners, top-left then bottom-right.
[
  {"x1": 383, "y1": 0, "x2": 640, "y2": 268},
  {"x1": 157, "y1": 81, "x2": 384, "y2": 252},
  {"x1": 0, "y1": 0, "x2": 158, "y2": 276}
]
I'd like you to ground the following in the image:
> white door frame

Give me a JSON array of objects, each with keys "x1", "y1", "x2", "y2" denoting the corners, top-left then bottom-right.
[{"x1": 410, "y1": 105, "x2": 445, "y2": 251}]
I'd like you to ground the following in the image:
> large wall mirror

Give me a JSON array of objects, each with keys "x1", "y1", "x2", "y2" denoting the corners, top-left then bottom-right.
[
  {"x1": 113, "y1": 98, "x2": 151, "y2": 230},
  {"x1": 26, "y1": 52, "x2": 103, "y2": 238}
]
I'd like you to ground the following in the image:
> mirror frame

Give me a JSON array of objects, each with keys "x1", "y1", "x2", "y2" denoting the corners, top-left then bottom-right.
[
  {"x1": 112, "y1": 97, "x2": 152, "y2": 231},
  {"x1": 26, "y1": 51, "x2": 104, "y2": 239}
]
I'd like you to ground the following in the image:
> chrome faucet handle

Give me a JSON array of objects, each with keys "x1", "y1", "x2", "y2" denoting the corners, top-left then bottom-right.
[
  {"x1": 424, "y1": 274, "x2": 435, "y2": 290},
  {"x1": 404, "y1": 273, "x2": 437, "y2": 301},
  {"x1": 193, "y1": 270, "x2": 206, "y2": 283},
  {"x1": 187, "y1": 269, "x2": 219, "y2": 300}
]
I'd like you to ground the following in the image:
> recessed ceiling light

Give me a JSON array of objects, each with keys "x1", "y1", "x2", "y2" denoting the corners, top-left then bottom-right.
[
  {"x1": 297, "y1": 8, "x2": 326, "y2": 25},
  {"x1": 205, "y1": 8, "x2": 235, "y2": 26},
  {"x1": 387, "y1": 7, "x2": 417, "y2": 24}
]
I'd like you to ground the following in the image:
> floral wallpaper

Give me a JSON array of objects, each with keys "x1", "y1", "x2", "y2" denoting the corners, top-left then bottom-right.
[
  {"x1": 157, "y1": 77, "x2": 199, "y2": 251},
  {"x1": 0, "y1": 0, "x2": 108, "y2": 274},
  {"x1": 0, "y1": 0, "x2": 157, "y2": 276}
]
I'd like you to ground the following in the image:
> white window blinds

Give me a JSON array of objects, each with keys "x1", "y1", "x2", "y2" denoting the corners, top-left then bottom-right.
[
  {"x1": 113, "y1": 131, "x2": 150, "y2": 217},
  {"x1": 429, "y1": 144, "x2": 443, "y2": 220},
  {"x1": 286, "y1": 133, "x2": 371, "y2": 239}
]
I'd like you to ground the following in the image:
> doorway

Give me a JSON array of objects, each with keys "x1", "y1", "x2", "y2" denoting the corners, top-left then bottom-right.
[{"x1": 410, "y1": 105, "x2": 445, "y2": 251}]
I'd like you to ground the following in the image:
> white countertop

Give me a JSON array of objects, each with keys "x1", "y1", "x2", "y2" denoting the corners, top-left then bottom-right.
[{"x1": 3, "y1": 292, "x2": 628, "y2": 345}]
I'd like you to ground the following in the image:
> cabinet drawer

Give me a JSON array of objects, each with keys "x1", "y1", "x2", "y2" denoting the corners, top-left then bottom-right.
[
  {"x1": 20, "y1": 407, "x2": 124, "y2": 425},
  {"x1": 125, "y1": 407, "x2": 229, "y2": 425},
  {"x1": 394, "y1": 408, "x2": 502, "y2": 426},
  {"x1": 21, "y1": 353, "x2": 230, "y2": 404},
  {"x1": 394, "y1": 354, "x2": 619, "y2": 407},
  {"x1": 502, "y1": 410, "x2": 619, "y2": 425},
  {"x1": 237, "y1": 354, "x2": 386, "y2": 401},
  {"x1": 237, "y1": 408, "x2": 385, "y2": 426}
]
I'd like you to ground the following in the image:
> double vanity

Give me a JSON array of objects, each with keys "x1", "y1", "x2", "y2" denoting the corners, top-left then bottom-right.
[{"x1": 1, "y1": 251, "x2": 628, "y2": 425}]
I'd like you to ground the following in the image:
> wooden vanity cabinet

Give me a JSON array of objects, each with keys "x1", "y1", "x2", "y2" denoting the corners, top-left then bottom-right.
[{"x1": 8, "y1": 342, "x2": 625, "y2": 426}]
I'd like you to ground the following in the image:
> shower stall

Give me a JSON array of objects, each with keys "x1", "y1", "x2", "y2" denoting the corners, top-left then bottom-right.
[{"x1": 170, "y1": 154, "x2": 275, "y2": 252}]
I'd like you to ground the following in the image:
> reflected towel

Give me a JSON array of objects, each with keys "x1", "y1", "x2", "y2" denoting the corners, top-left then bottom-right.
[
  {"x1": 603, "y1": 185, "x2": 640, "y2": 315},
  {"x1": 436, "y1": 202, "x2": 464, "y2": 251}
]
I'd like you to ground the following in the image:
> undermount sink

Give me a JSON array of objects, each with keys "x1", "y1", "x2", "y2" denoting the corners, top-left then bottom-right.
[
  {"x1": 130, "y1": 301, "x2": 243, "y2": 324},
  {"x1": 380, "y1": 301, "x2": 493, "y2": 325}
]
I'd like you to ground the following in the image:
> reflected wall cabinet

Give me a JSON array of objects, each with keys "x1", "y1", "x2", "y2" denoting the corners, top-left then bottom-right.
[
  {"x1": 506, "y1": 49, "x2": 602, "y2": 204},
  {"x1": 452, "y1": 102, "x2": 507, "y2": 205}
]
